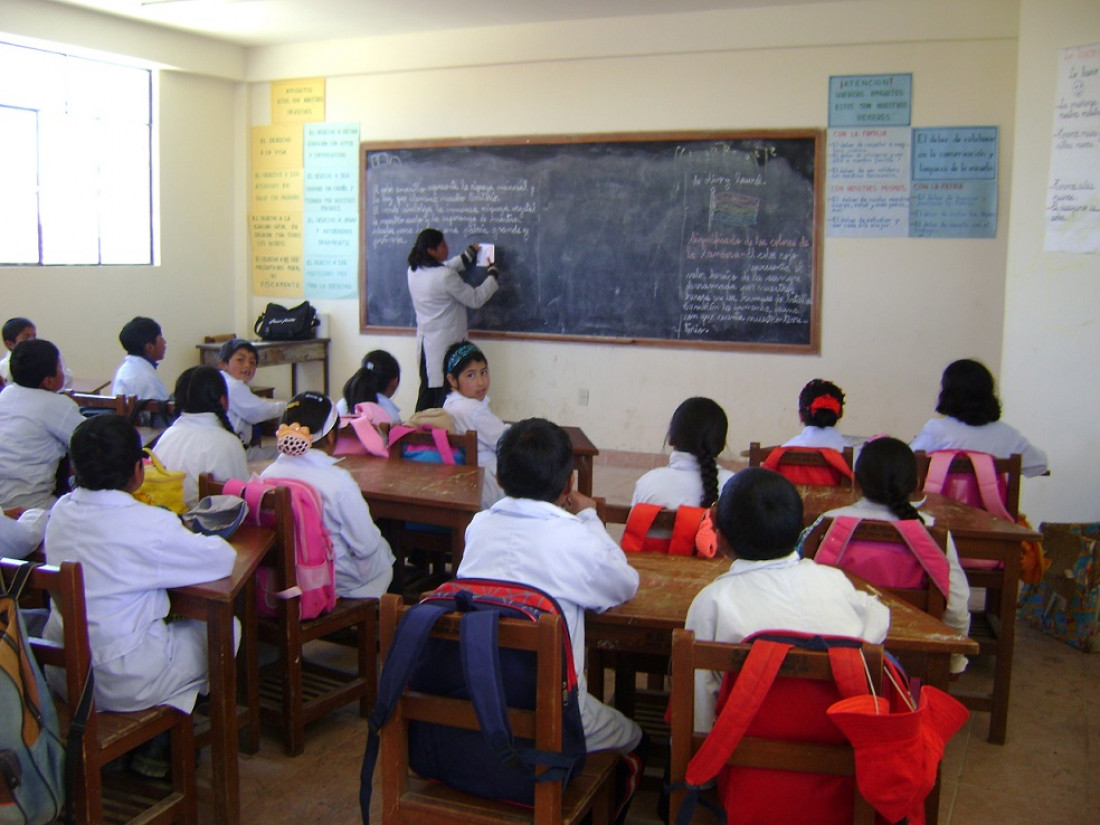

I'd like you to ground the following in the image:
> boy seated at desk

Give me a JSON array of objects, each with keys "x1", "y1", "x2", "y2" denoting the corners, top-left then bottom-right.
[
  {"x1": 112, "y1": 316, "x2": 169, "y2": 401},
  {"x1": 0, "y1": 316, "x2": 72, "y2": 390},
  {"x1": 217, "y1": 338, "x2": 286, "y2": 456},
  {"x1": 455, "y1": 417, "x2": 647, "y2": 825},
  {"x1": 685, "y1": 467, "x2": 891, "y2": 734}
]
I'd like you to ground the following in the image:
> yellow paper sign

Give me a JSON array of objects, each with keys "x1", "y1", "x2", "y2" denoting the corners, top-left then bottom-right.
[
  {"x1": 250, "y1": 213, "x2": 304, "y2": 297},
  {"x1": 272, "y1": 78, "x2": 325, "y2": 123}
]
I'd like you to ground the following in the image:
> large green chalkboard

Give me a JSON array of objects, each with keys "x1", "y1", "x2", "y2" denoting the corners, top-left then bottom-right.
[{"x1": 360, "y1": 131, "x2": 823, "y2": 351}]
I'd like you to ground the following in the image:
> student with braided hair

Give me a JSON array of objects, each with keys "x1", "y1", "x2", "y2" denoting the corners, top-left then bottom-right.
[
  {"x1": 805, "y1": 436, "x2": 971, "y2": 674},
  {"x1": 153, "y1": 366, "x2": 248, "y2": 508},
  {"x1": 632, "y1": 397, "x2": 734, "y2": 509},
  {"x1": 782, "y1": 378, "x2": 848, "y2": 450}
]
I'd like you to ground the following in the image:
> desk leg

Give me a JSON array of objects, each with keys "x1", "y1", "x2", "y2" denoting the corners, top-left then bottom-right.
[
  {"x1": 206, "y1": 604, "x2": 240, "y2": 825},
  {"x1": 239, "y1": 577, "x2": 260, "y2": 754},
  {"x1": 290, "y1": 363, "x2": 298, "y2": 397},
  {"x1": 990, "y1": 540, "x2": 1020, "y2": 745},
  {"x1": 574, "y1": 456, "x2": 594, "y2": 497}
]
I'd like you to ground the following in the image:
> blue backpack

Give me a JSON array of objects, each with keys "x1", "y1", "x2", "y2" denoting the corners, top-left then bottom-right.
[{"x1": 359, "y1": 580, "x2": 587, "y2": 822}]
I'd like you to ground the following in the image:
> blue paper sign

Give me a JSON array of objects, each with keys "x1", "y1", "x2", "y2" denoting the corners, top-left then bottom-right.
[
  {"x1": 829, "y1": 74, "x2": 912, "y2": 127},
  {"x1": 912, "y1": 127, "x2": 999, "y2": 181}
]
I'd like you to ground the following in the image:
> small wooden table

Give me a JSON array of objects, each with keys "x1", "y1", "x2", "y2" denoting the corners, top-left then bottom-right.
[
  {"x1": 168, "y1": 525, "x2": 274, "y2": 825},
  {"x1": 196, "y1": 338, "x2": 330, "y2": 396},
  {"x1": 336, "y1": 454, "x2": 483, "y2": 568},
  {"x1": 561, "y1": 426, "x2": 598, "y2": 496},
  {"x1": 798, "y1": 485, "x2": 1040, "y2": 744}
]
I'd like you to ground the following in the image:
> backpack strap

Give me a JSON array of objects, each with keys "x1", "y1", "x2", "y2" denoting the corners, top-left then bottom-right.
[
  {"x1": 762, "y1": 447, "x2": 854, "y2": 484},
  {"x1": 388, "y1": 424, "x2": 456, "y2": 465},
  {"x1": 222, "y1": 477, "x2": 265, "y2": 526},
  {"x1": 621, "y1": 504, "x2": 661, "y2": 553},
  {"x1": 622, "y1": 505, "x2": 706, "y2": 555},
  {"x1": 923, "y1": 450, "x2": 1013, "y2": 522},
  {"x1": 671, "y1": 507, "x2": 706, "y2": 557}
]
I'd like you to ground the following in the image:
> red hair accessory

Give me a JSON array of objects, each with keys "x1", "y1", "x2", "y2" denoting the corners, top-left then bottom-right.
[{"x1": 808, "y1": 394, "x2": 842, "y2": 415}]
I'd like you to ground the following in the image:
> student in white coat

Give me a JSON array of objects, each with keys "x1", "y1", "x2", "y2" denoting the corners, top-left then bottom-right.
[
  {"x1": 0, "y1": 339, "x2": 85, "y2": 509},
  {"x1": 632, "y1": 397, "x2": 734, "y2": 509},
  {"x1": 804, "y1": 436, "x2": 971, "y2": 674},
  {"x1": 456, "y1": 418, "x2": 647, "y2": 825},
  {"x1": 337, "y1": 349, "x2": 402, "y2": 424},
  {"x1": 782, "y1": 378, "x2": 849, "y2": 451},
  {"x1": 217, "y1": 339, "x2": 286, "y2": 453},
  {"x1": 43, "y1": 415, "x2": 237, "y2": 776},
  {"x1": 910, "y1": 358, "x2": 1048, "y2": 477},
  {"x1": 406, "y1": 228, "x2": 501, "y2": 411},
  {"x1": 441, "y1": 341, "x2": 506, "y2": 509},
  {"x1": 0, "y1": 316, "x2": 72, "y2": 389},
  {"x1": 153, "y1": 366, "x2": 249, "y2": 509},
  {"x1": 111, "y1": 316, "x2": 169, "y2": 401},
  {"x1": 260, "y1": 392, "x2": 393, "y2": 599},
  {"x1": 0, "y1": 507, "x2": 48, "y2": 559}
]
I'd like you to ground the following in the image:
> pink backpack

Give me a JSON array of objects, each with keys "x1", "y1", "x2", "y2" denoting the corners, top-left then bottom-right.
[
  {"x1": 814, "y1": 516, "x2": 951, "y2": 604},
  {"x1": 387, "y1": 423, "x2": 462, "y2": 465},
  {"x1": 224, "y1": 476, "x2": 338, "y2": 620},
  {"x1": 333, "y1": 401, "x2": 390, "y2": 458},
  {"x1": 921, "y1": 449, "x2": 1013, "y2": 522}
]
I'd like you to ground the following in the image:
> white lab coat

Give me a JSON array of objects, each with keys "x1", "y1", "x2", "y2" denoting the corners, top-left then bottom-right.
[
  {"x1": 43, "y1": 488, "x2": 237, "y2": 713},
  {"x1": 0, "y1": 508, "x2": 48, "y2": 559},
  {"x1": 408, "y1": 256, "x2": 498, "y2": 388},
  {"x1": 457, "y1": 497, "x2": 642, "y2": 752},
  {"x1": 260, "y1": 450, "x2": 394, "y2": 599},
  {"x1": 442, "y1": 392, "x2": 507, "y2": 509},
  {"x1": 783, "y1": 425, "x2": 848, "y2": 451},
  {"x1": 112, "y1": 355, "x2": 168, "y2": 400},
  {"x1": 910, "y1": 415, "x2": 1048, "y2": 477},
  {"x1": 685, "y1": 552, "x2": 890, "y2": 732},
  {"x1": 631, "y1": 451, "x2": 736, "y2": 508},
  {"x1": 152, "y1": 412, "x2": 250, "y2": 508},
  {"x1": 221, "y1": 371, "x2": 286, "y2": 444},
  {"x1": 0, "y1": 385, "x2": 85, "y2": 509}
]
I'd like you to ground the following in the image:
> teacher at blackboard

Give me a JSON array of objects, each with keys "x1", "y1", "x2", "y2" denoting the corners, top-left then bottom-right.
[{"x1": 407, "y1": 227, "x2": 502, "y2": 411}]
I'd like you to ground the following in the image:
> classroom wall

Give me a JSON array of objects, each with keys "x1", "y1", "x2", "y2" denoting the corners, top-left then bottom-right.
[{"x1": 1001, "y1": 0, "x2": 1100, "y2": 521}]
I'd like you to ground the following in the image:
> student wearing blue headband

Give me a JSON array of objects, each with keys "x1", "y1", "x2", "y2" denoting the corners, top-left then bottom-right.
[{"x1": 442, "y1": 341, "x2": 507, "y2": 508}]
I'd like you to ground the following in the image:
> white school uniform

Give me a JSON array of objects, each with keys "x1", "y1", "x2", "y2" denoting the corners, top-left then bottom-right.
[
  {"x1": 220, "y1": 371, "x2": 286, "y2": 444},
  {"x1": 685, "y1": 552, "x2": 890, "y2": 732},
  {"x1": 152, "y1": 412, "x2": 250, "y2": 509},
  {"x1": 112, "y1": 355, "x2": 168, "y2": 400},
  {"x1": 631, "y1": 451, "x2": 736, "y2": 508},
  {"x1": 336, "y1": 393, "x2": 401, "y2": 424},
  {"x1": 0, "y1": 508, "x2": 48, "y2": 559},
  {"x1": 43, "y1": 488, "x2": 237, "y2": 713},
  {"x1": 909, "y1": 415, "x2": 1048, "y2": 477},
  {"x1": 812, "y1": 498, "x2": 971, "y2": 673},
  {"x1": 260, "y1": 450, "x2": 394, "y2": 599},
  {"x1": 457, "y1": 496, "x2": 643, "y2": 753},
  {"x1": 443, "y1": 392, "x2": 507, "y2": 508},
  {"x1": 0, "y1": 385, "x2": 85, "y2": 509},
  {"x1": 783, "y1": 425, "x2": 848, "y2": 451},
  {"x1": 408, "y1": 256, "x2": 499, "y2": 388}
]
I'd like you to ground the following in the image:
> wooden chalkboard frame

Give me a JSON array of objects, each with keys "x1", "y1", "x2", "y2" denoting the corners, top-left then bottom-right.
[{"x1": 359, "y1": 130, "x2": 824, "y2": 354}]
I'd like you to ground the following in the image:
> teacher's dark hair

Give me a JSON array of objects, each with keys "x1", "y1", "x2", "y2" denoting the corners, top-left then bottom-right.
[
  {"x1": 935, "y1": 359, "x2": 1001, "y2": 426},
  {"x1": 408, "y1": 228, "x2": 445, "y2": 270}
]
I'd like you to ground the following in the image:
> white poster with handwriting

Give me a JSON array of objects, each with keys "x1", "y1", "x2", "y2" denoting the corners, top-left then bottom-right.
[
  {"x1": 826, "y1": 127, "x2": 911, "y2": 236},
  {"x1": 1045, "y1": 43, "x2": 1100, "y2": 254}
]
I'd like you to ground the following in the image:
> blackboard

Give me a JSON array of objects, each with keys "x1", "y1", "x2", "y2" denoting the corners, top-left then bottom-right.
[{"x1": 360, "y1": 132, "x2": 823, "y2": 352}]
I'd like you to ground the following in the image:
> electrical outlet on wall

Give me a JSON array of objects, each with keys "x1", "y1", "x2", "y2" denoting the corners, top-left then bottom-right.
[{"x1": 577, "y1": 388, "x2": 589, "y2": 407}]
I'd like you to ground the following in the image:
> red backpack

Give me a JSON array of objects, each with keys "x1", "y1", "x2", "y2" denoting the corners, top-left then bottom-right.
[
  {"x1": 762, "y1": 446, "x2": 854, "y2": 487},
  {"x1": 814, "y1": 516, "x2": 951, "y2": 606},
  {"x1": 620, "y1": 503, "x2": 708, "y2": 556},
  {"x1": 224, "y1": 476, "x2": 338, "y2": 620}
]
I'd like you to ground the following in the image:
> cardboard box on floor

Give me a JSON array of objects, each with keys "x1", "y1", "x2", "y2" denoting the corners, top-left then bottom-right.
[{"x1": 1018, "y1": 522, "x2": 1100, "y2": 652}]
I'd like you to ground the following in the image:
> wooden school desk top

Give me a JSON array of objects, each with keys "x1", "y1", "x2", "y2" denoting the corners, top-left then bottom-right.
[{"x1": 335, "y1": 453, "x2": 483, "y2": 515}]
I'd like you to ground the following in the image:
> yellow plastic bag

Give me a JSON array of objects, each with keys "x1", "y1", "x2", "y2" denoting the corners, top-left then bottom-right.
[{"x1": 132, "y1": 449, "x2": 187, "y2": 514}]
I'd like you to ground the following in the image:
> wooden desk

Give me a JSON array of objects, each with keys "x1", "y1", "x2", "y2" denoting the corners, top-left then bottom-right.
[
  {"x1": 798, "y1": 485, "x2": 1039, "y2": 744},
  {"x1": 562, "y1": 426, "x2": 598, "y2": 496},
  {"x1": 196, "y1": 338, "x2": 330, "y2": 396},
  {"x1": 69, "y1": 376, "x2": 111, "y2": 394},
  {"x1": 169, "y1": 525, "x2": 274, "y2": 825}
]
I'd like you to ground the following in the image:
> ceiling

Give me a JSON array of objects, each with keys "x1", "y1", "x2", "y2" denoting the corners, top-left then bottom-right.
[{"x1": 44, "y1": 0, "x2": 833, "y2": 48}]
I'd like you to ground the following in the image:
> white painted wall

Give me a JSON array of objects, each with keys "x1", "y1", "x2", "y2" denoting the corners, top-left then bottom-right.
[{"x1": 1001, "y1": 0, "x2": 1100, "y2": 520}]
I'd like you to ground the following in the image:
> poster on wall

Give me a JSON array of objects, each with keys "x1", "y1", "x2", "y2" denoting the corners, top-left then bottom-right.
[
  {"x1": 826, "y1": 127, "x2": 911, "y2": 237},
  {"x1": 304, "y1": 123, "x2": 360, "y2": 300},
  {"x1": 909, "y1": 127, "x2": 998, "y2": 238},
  {"x1": 1045, "y1": 43, "x2": 1100, "y2": 254}
]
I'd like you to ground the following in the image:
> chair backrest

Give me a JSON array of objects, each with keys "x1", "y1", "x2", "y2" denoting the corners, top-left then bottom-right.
[
  {"x1": 668, "y1": 628, "x2": 882, "y2": 825},
  {"x1": 388, "y1": 428, "x2": 478, "y2": 467},
  {"x1": 914, "y1": 450, "x2": 1021, "y2": 520},
  {"x1": 749, "y1": 442, "x2": 855, "y2": 488},
  {"x1": 377, "y1": 592, "x2": 575, "y2": 822},
  {"x1": 618, "y1": 503, "x2": 707, "y2": 556},
  {"x1": 65, "y1": 391, "x2": 135, "y2": 417},
  {"x1": 801, "y1": 517, "x2": 950, "y2": 619}
]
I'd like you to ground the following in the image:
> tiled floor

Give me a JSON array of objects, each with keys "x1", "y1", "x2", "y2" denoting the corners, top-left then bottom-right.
[{"x1": 195, "y1": 458, "x2": 1100, "y2": 824}]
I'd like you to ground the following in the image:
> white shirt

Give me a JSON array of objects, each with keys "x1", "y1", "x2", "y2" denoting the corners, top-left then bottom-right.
[
  {"x1": 0, "y1": 508, "x2": 48, "y2": 559},
  {"x1": 0, "y1": 385, "x2": 85, "y2": 509},
  {"x1": 910, "y1": 415, "x2": 1048, "y2": 477},
  {"x1": 152, "y1": 412, "x2": 250, "y2": 508},
  {"x1": 685, "y1": 551, "x2": 890, "y2": 732},
  {"x1": 43, "y1": 487, "x2": 236, "y2": 712},
  {"x1": 631, "y1": 450, "x2": 736, "y2": 508},
  {"x1": 814, "y1": 498, "x2": 970, "y2": 672},
  {"x1": 783, "y1": 425, "x2": 848, "y2": 451},
  {"x1": 408, "y1": 257, "x2": 499, "y2": 387},
  {"x1": 457, "y1": 497, "x2": 641, "y2": 751},
  {"x1": 112, "y1": 355, "x2": 168, "y2": 400},
  {"x1": 336, "y1": 393, "x2": 401, "y2": 425},
  {"x1": 261, "y1": 450, "x2": 394, "y2": 599},
  {"x1": 221, "y1": 371, "x2": 286, "y2": 443},
  {"x1": 443, "y1": 392, "x2": 508, "y2": 508}
]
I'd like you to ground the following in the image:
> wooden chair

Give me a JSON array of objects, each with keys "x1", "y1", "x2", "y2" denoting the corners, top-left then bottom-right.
[
  {"x1": 198, "y1": 474, "x2": 378, "y2": 756},
  {"x1": 376, "y1": 593, "x2": 618, "y2": 825},
  {"x1": 801, "y1": 518, "x2": 950, "y2": 620},
  {"x1": 65, "y1": 391, "x2": 135, "y2": 418},
  {"x1": 385, "y1": 429, "x2": 477, "y2": 598},
  {"x1": 913, "y1": 451, "x2": 1022, "y2": 520},
  {"x1": 667, "y1": 628, "x2": 882, "y2": 825},
  {"x1": 748, "y1": 442, "x2": 855, "y2": 487},
  {"x1": 1, "y1": 558, "x2": 197, "y2": 825}
]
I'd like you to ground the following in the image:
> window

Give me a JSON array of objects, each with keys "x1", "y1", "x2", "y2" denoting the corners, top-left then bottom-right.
[{"x1": 0, "y1": 41, "x2": 153, "y2": 265}]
